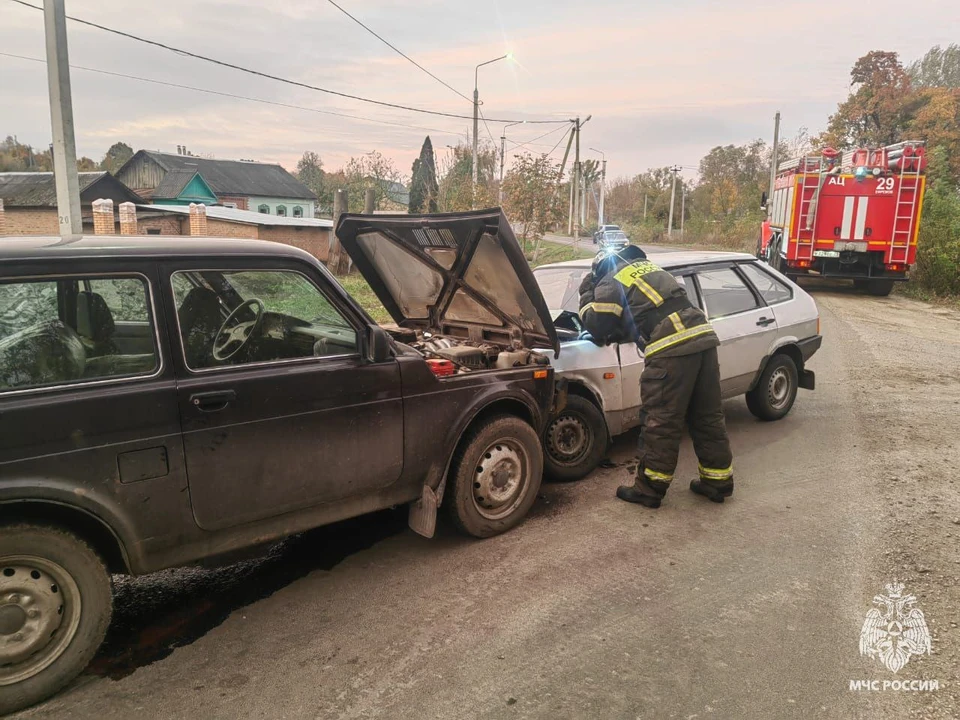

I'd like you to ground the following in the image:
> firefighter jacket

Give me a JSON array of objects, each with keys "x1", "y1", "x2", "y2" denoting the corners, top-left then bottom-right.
[{"x1": 578, "y1": 255, "x2": 719, "y2": 359}]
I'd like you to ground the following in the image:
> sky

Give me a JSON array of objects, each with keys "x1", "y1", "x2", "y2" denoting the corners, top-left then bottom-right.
[{"x1": 1, "y1": 0, "x2": 958, "y2": 183}]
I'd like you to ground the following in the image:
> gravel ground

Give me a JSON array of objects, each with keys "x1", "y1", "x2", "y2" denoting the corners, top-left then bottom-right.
[{"x1": 11, "y1": 283, "x2": 960, "y2": 720}]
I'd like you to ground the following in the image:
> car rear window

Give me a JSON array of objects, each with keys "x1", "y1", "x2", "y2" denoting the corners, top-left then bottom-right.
[
  {"x1": 739, "y1": 262, "x2": 793, "y2": 305},
  {"x1": 0, "y1": 276, "x2": 159, "y2": 392},
  {"x1": 696, "y1": 267, "x2": 760, "y2": 318}
]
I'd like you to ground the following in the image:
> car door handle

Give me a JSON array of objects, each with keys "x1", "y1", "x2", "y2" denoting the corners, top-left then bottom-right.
[
  {"x1": 756, "y1": 316, "x2": 776, "y2": 327},
  {"x1": 190, "y1": 390, "x2": 236, "y2": 412}
]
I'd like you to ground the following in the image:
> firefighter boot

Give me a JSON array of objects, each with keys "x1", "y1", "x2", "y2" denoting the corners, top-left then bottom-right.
[
  {"x1": 689, "y1": 478, "x2": 734, "y2": 503},
  {"x1": 616, "y1": 472, "x2": 668, "y2": 508}
]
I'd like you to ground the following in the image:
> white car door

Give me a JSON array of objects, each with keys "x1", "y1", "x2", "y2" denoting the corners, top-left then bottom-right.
[{"x1": 694, "y1": 265, "x2": 779, "y2": 396}]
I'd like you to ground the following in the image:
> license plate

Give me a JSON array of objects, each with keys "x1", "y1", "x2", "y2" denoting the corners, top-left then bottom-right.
[{"x1": 813, "y1": 250, "x2": 840, "y2": 258}]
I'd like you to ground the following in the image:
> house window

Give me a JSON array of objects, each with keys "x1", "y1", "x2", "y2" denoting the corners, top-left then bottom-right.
[
  {"x1": 292, "y1": 205, "x2": 303, "y2": 218},
  {"x1": 223, "y1": 202, "x2": 237, "y2": 209},
  {"x1": 276, "y1": 205, "x2": 287, "y2": 217},
  {"x1": 258, "y1": 204, "x2": 270, "y2": 214}
]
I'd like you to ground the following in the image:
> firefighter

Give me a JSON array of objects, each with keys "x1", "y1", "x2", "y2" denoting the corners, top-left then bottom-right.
[
  {"x1": 759, "y1": 216, "x2": 773, "y2": 260},
  {"x1": 578, "y1": 245, "x2": 733, "y2": 508}
]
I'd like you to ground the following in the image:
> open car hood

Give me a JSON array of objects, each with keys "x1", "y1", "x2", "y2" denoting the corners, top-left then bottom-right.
[{"x1": 336, "y1": 209, "x2": 560, "y2": 357}]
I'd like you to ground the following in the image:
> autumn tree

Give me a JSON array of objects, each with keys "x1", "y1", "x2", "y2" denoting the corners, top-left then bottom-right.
[
  {"x1": 437, "y1": 141, "x2": 498, "y2": 212},
  {"x1": 694, "y1": 141, "x2": 768, "y2": 217},
  {"x1": 76, "y1": 157, "x2": 97, "y2": 171},
  {"x1": 341, "y1": 151, "x2": 403, "y2": 213},
  {"x1": 821, "y1": 51, "x2": 915, "y2": 147},
  {"x1": 408, "y1": 136, "x2": 438, "y2": 213},
  {"x1": 501, "y1": 152, "x2": 562, "y2": 253},
  {"x1": 99, "y1": 142, "x2": 133, "y2": 173}
]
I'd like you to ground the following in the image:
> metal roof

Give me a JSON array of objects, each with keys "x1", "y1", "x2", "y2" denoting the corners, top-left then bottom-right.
[
  {"x1": 0, "y1": 172, "x2": 110, "y2": 207},
  {"x1": 129, "y1": 151, "x2": 317, "y2": 200},
  {"x1": 143, "y1": 203, "x2": 333, "y2": 228}
]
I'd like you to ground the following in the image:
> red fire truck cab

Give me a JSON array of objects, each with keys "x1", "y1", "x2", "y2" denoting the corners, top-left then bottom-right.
[{"x1": 762, "y1": 141, "x2": 926, "y2": 296}]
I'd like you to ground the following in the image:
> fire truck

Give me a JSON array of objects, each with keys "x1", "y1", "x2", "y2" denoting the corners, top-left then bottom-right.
[{"x1": 762, "y1": 141, "x2": 927, "y2": 296}]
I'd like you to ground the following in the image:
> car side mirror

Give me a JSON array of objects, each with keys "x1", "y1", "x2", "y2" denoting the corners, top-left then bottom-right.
[{"x1": 365, "y1": 324, "x2": 391, "y2": 363}]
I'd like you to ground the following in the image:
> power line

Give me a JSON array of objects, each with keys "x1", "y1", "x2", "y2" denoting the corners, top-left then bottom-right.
[
  {"x1": 0, "y1": 52, "x2": 464, "y2": 137},
  {"x1": 324, "y1": 0, "x2": 470, "y2": 103},
  {"x1": 546, "y1": 127, "x2": 572, "y2": 156},
  {"x1": 505, "y1": 123, "x2": 569, "y2": 151},
  {"x1": 8, "y1": 0, "x2": 570, "y2": 125}
]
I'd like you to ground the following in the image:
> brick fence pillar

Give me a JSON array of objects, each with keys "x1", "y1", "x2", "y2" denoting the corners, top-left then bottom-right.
[
  {"x1": 189, "y1": 203, "x2": 207, "y2": 236},
  {"x1": 92, "y1": 198, "x2": 114, "y2": 235},
  {"x1": 119, "y1": 202, "x2": 138, "y2": 235}
]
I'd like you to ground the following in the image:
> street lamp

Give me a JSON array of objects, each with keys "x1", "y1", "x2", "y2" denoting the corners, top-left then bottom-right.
[
  {"x1": 589, "y1": 147, "x2": 606, "y2": 227},
  {"x1": 499, "y1": 120, "x2": 525, "y2": 205},
  {"x1": 472, "y1": 53, "x2": 511, "y2": 208}
]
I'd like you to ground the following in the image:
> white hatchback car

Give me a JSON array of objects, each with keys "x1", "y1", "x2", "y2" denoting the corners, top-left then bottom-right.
[{"x1": 533, "y1": 250, "x2": 822, "y2": 480}]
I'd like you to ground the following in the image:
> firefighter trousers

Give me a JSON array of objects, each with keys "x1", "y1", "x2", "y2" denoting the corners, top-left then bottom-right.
[{"x1": 636, "y1": 347, "x2": 733, "y2": 488}]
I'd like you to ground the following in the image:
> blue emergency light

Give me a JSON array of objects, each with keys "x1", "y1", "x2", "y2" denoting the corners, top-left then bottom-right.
[{"x1": 855, "y1": 166, "x2": 869, "y2": 181}]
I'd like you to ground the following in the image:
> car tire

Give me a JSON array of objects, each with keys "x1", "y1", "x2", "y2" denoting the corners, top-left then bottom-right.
[
  {"x1": 446, "y1": 415, "x2": 543, "y2": 539},
  {"x1": 0, "y1": 524, "x2": 112, "y2": 715},
  {"x1": 543, "y1": 395, "x2": 609, "y2": 482},
  {"x1": 746, "y1": 354, "x2": 799, "y2": 422},
  {"x1": 866, "y1": 279, "x2": 894, "y2": 297}
]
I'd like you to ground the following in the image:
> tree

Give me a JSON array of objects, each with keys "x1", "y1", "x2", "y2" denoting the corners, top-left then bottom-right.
[
  {"x1": 501, "y1": 152, "x2": 563, "y2": 253},
  {"x1": 909, "y1": 44, "x2": 960, "y2": 89},
  {"x1": 408, "y1": 136, "x2": 439, "y2": 213},
  {"x1": 295, "y1": 151, "x2": 325, "y2": 207},
  {"x1": 99, "y1": 142, "x2": 133, "y2": 173},
  {"x1": 341, "y1": 151, "x2": 403, "y2": 213},
  {"x1": 437, "y1": 141, "x2": 498, "y2": 212},
  {"x1": 77, "y1": 157, "x2": 97, "y2": 171},
  {"x1": 821, "y1": 51, "x2": 914, "y2": 147},
  {"x1": 0, "y1": 136, "x2": 51, "y2": 171}
]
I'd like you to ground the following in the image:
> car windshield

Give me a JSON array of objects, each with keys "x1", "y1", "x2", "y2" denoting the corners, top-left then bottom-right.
[
  {"x1": 533, "y1": 267, "x2": 590, "y2": 315},
  {"x1": 602, "y1": 231, "x2": 628, "y2": 242}
]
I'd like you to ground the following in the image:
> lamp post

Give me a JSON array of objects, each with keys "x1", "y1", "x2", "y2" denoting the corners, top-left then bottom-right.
[
  {"x1": 499, "y1": 120, "x2": 525, "y2": 205},
  {"x1": 473, "y1": 53, "x2": 511, "y2": 208},
  {"x1": 589, "y1": 147, "x2": 606, "y2": 227}
]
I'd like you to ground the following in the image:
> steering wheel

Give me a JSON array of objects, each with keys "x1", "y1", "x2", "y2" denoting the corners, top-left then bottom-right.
[{"x1": 213, "y1": 298, "x2": 264, "y2": 361}]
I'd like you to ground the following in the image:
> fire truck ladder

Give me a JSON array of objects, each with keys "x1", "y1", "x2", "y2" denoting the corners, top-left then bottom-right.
[
  {"x1": 889, "y1": 149, "x2": 922, "y2": 265},
  {"x1": 794, "y1": 156, "x2": 824, "y2": 263}
]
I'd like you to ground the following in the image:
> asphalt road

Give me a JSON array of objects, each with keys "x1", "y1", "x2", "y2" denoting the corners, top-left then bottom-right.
[{"x1": 14, "y1": 284, "x2": 960, "y2": 720}]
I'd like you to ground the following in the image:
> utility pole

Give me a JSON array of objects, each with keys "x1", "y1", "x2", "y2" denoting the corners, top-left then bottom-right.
[
  {"x1": 643, "y1": 194, "x2": 648, "y2": 221},
  {"x1": 767, "y1": 111, "x2": 781, "y2": 212},
  {"x1": 571, "y1": 114, "x2": 592, "y2": 241},
  {"x1": 599, "y1": 159, "x2": 606, "y2": 226},
  {"x1": 499, "y1": 121, "x2": 524, "y2": 205},
  {"x1": 472, "y1": 54, "x2": 509, "y2": 209},
  {"x1": 667, "y1": 165, "x2": 682, "y2": 237},
  {"x1": 44, "y1": 0, "x2": 82, "y2": 237},
  {"x1": 680, "y1": 190, "x2": 686, "y2": 240}
]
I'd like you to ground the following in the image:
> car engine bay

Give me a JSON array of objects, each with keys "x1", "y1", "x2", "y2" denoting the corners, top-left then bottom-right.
[{"x1": 385, "y1": 327, "x2": 549, "y2": 376}]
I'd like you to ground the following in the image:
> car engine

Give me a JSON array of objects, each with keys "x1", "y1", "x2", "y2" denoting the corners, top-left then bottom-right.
[{"x1": 386, "y1": 328, "x2": 547, "y2": 375}]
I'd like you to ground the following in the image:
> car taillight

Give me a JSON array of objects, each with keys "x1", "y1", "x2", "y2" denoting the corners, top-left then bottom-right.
[
  {"x1": 426, "y1": 359, "x2": 456, "y2": 377},
  {"x1": 886, "y1": 263, "x2": 907, "y2": 272}
]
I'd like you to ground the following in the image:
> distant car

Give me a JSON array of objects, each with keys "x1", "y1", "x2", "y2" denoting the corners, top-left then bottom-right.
[
  {"x1": 596, "y1": 230, "x2": 630, "y2": 249},
  {"x1": 0, "y1": 210, "x2": 559, "y2": 714},
  {"x1": 532, "y1": 251, "x2": 822, "y2": 480},
  {"x1": 593, "y1": 224, "x2": 622, "y2": 244}
]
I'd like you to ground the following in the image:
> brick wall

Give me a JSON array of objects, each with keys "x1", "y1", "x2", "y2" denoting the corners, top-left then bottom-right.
[
  {"x1": 259, "y1": 226, "x2": 330, "y2": 262},
  {"x1": 206, "y1": 218, "x2": 259, "y2": 239},
  {"x1": 138, "y1": 216, "x2": 184, "y2": 235},
  {"x1": 218, "y1": 195, "x2": 249, "y2": 210},
  {"x1": 3, "y1": 209, "x2": 61, "y2": 235}
]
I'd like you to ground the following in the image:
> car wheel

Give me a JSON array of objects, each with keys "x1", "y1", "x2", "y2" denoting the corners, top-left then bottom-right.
[
  {"x1": 543, "y1": 395, "x2": 608, "y2": 482},
  {"x1": 866, "y1": 279, "x2": 894, "y2": 297},
  {"x1": 446, "y1": 415, "x2": 543, "y2": 538},
  {"x1": 746, "y1": 354, "x2": 799, "y2": 421},
  {"x1": 0, "y1": 524, "x2": 112, "y2": 715}
]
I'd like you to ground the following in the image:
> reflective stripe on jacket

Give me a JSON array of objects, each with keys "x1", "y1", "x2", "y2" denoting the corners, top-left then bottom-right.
[{"x1": 578, "y1": 256, "x2": 719, "y2": 359}]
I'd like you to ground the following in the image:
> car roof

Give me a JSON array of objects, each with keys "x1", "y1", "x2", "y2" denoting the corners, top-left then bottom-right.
[
  {"x1": 0, "y1": 234, "x2": 316, "y2": 263},
  {"x1": 534, "y1": 249, "x2": 756, "y2": 272}
]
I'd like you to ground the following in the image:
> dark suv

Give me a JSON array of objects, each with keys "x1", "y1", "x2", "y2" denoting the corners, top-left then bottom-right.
[{"x1": 0, "y1": 210, "x2": 558, "y2": 713}]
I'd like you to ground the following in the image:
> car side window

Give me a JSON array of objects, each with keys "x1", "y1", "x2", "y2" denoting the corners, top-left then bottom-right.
[
  {"x1": 172, "y1": 269, "x2": 358, "y2": 371},
  {"x1": 739, "y1": 262, "x2": 792, "y2": 305},
  {"x1": 673, "y1": 274, "x2": 701, "y2": 309},
  {"x1": 695, "y1": 267, "x2": 760, "y2": 319},
  {"x1": 0, "y1": 276, "x2": 159, "y2": 392}
]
